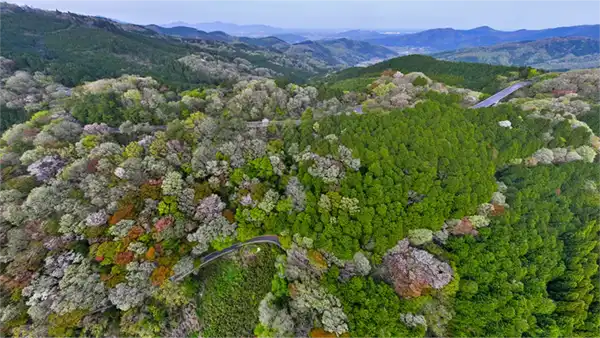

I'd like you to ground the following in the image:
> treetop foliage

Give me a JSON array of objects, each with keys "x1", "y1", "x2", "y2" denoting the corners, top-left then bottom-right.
[{"x1": 324, "y1": 54, "x2": 531, "y2": 94}]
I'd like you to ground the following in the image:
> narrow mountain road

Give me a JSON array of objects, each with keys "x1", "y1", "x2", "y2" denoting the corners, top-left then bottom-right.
[
  {"x1": 170, "y1": 235, "x2": 281, "y2": 282},
  {"x1": 88, "y1": 235, "x2": 281, "y2": 316},
  {"x1": 102, "y1": 81, "x2": 532, "y2": 134},
  {"x1": 471, "y1": 81, "x2": 532, "y2": 108},
  {"x1": 104, "y1": 81, "x2": 530, "y2": 134}
]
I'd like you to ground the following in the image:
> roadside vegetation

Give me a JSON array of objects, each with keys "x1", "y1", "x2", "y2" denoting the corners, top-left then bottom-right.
[{"x1": 198, "y1": 246, "x2": 278, "y2": 337}]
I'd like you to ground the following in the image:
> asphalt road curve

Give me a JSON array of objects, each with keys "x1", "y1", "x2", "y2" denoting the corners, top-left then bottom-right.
[
  {"x1": 170, "y1": 235, "x2": 281, "y2": 282},
  {"x1": 199, "y1": 235, "x2": 281, "y2": 265},
  {"x1": 471, "y1": 81, "x2": 532, "y2": 108}
]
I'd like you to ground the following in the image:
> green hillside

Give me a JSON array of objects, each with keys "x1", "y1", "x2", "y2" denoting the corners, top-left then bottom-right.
[
  {"x1": 293, "y1": 38, "x2": 397, "y2": 66},
  {"x1": 0, "y1": 3, "x2": 321, "y2": 88},
  {"x1": 317, "y1": 54, "x2": 532, "y2": 95},
  {"x1": 1, "y1": 4, "x2": 205, "y2": 87}
]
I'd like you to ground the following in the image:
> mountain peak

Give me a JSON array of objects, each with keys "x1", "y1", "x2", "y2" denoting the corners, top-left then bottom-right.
[{"x1": 471, "y1": 25, "x2": 496, "y2": 32}]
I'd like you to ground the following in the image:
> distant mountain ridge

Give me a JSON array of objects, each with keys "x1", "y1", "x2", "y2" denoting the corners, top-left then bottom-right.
[
  {"x1": 145, "y1": 24, "x2": 234, "y2": 42},
  {"x1": 159, "y1": 21, "x2": 415, "y2": 40},
  {"x1": 434, "y1": 36, "x2": 600, "y2": 70},
  {"x1": 161, "y1": 21, "x2": 300, "y2": 37},
  {"x1": 154, "y1": 22, "x2": 600, "y2": 57},
  {"x1": 364, "y1": 24, "x2": 600, "y2": 51},
  {"x1": 146, "y1": 24, "x2": 398, "y2": 66}
]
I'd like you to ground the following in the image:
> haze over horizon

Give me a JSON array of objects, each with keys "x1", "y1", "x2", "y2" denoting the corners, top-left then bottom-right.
[{"x1": 9, "y1": 0, "x2": 600, "y2": 31}]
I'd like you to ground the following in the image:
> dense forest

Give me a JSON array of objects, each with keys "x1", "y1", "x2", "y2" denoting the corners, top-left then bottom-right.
[
  {"x1": 320, "y1": 54, "x2": 533, "y2": 95},
  {"x1": 1, "y1": 59, "x2": 598, "y2": 336},
  {"x1": 1, "y1": 4, "x2": 218, "y2": 88},
  {"x1": 1, "y1": 3, "x2": 599, "y2": 338},
  {"x1": 0, "y1": 2, "x2": 326, "y2": 88}
]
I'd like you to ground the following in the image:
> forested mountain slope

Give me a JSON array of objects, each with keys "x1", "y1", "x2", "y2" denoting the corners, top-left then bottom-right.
[
  {"x1": 1, "y1": 40, "x2": 598, "y2": 337},
  {"x1": 317, "y1": 54, "x2": 532, "y2": 95},
  {"x1": 0, "y1": 3, "x2": 325, "y2": 87},
  {"x1": 0, "y1": 3, "x2": 396, "y2": 89},
  {"x1": 434, "y1": 37, "x2": 600, "y2": 70},
  {"x1": 308, "y1": 38, "x2": 397, "y2": 64},
  {"x1": 145, "y1": 24, "x2": 398, "y2": 67},
  {"x1": 272, "y1": 33, "x2": 308, "y2": 44}
]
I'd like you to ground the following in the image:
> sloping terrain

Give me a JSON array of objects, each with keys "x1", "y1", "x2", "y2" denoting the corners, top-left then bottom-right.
[
  {"x1": 0, "y1": 3, "x2": 324, "y2": 87},
  {"x1": 238, "y1": 36, "x2": 291, "y2": 51},
  {"x1": 434, "y1": 37, "x2": 600, "y2": 70},
  {"x1": 320, "y1": 54, "x2": 529, "y2": 94},
  {"x1": 146, "y1": 23, "x2": 398, "y2": 68},
  {"x1": 315, "y1": 38, "x2": 398, "y2": 64},
  {"x1": 232, "y1": 38, "x2": 398, "y2": 68},
  {"x1": 145, "y1": 24, "x2": 234, "y2": 42},
  {"x1": 272, "y1": 33, "x2": 309, "y2": 44}
]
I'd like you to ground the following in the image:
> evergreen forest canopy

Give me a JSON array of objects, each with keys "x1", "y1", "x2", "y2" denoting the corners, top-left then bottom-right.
[
  {"x1": 320, "y1": 54, "x2": 533, "y2": 95},
  {"x1": 1, "y1": 3, "x2": 600, "y2": 338}
]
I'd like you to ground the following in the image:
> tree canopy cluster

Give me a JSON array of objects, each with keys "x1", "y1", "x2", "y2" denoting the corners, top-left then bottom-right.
[
  {"x1": 321, "y1": 54, "x2": 532, "y2": 95},
  {"x1": 447, "y1": 163, "x2": 599, "y2": 337}
]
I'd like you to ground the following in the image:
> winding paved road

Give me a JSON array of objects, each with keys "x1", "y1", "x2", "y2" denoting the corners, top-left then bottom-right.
[
  {"x1": 88, "y1": 235, "x2": 281, "y2": 315},
  {"x1": 471, "y1": 81, "x2": 532, "y2": 108},
  {"x1": 170, "y1": 235, "x2": 281, "y2": 282}
]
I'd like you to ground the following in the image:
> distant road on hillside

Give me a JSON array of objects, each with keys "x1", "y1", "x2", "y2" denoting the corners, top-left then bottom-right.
[
  {"x1": 103, "y1": 82, "x2": 531, "y2": 134},
  {"x1": 471, "y1": 81, "x2": 532, "y2": 108}
]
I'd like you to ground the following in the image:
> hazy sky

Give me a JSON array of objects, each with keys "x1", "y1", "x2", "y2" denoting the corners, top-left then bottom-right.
[{"x1": 11, "y1": 1, "x2": 600, "y2": 30}]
